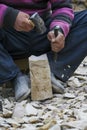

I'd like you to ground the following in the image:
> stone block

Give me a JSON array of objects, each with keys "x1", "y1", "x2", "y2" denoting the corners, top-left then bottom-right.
[{"x1": 29, "y1": 54, "x2": 53, "y2": 101}]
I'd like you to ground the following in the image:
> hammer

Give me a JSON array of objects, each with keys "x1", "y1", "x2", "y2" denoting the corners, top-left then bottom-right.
[{"x1": 29, "y1": 12, "x2": 47, "y2": 34}]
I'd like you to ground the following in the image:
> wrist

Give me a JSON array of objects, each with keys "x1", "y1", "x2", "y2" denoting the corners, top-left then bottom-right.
[{"x1": 52, "y1": 26, "x2": 64, "y2": 35}]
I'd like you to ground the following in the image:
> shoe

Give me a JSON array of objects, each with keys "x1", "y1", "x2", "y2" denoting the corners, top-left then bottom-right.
[
  {"x1": 12, "y1": 74, "x2": 30, "y2": 102},
  {"x1": 51, "y1": 73, "x2": 65, "y2": 94}
]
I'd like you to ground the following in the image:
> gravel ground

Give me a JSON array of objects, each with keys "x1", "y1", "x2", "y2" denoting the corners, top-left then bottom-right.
[{"x1": 0, "y1": 2, "x2": 87, "y2": 130}]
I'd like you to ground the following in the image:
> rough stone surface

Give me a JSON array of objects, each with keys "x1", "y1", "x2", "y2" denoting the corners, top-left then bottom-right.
[
  {"x1": 29, "y1": 54, "x2": 53, "y2": 101},
  {"x1": 0, "y1": 60, "x2": 87, "y2": 129},
  {"x1": 1, "y1": 57, "x2": 87, "y2": 130}
]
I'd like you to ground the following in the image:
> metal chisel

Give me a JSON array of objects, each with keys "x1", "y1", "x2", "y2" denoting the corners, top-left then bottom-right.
[{"x1": 53, "y1": 26, "x2": 60, "y2": 62}]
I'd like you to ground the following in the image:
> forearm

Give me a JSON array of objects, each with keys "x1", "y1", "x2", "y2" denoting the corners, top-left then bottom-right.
[{"x1": 50, "y1": 0, "x2": 74, "y2": 37}]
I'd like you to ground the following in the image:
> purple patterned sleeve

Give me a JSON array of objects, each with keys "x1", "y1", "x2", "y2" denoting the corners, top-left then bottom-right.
[
  {"x1": 0, "y1": 4, "x2": 8, "y2": 27},
  {"x1": 50, "y1": 0, "x2": 74, "y2": 37}
]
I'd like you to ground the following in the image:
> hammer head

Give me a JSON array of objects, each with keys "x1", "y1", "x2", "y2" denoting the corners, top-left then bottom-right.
[{"x1": 30, "y1": 12, "x2": 47, "y2": 34}]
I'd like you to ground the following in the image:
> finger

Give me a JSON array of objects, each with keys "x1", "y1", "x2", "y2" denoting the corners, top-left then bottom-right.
[
  {"x1": 25, "y1": 19, "x2": 34, "y2": 28},
  {"x1": 28, "y1": 19, "x2": 35, "y2": 28},
  {"x1": 22, "y1": 19, "x2": 34, "y2": 31},
  {"x1": 51, "y1": 43, "x2": 58, "y2": 52},
  {"x1": 51, "y1": 42, "x2": 64, "y2": 52},
  {"x1": 15, "y1": 23, "x2": 31, "y2": 32},
  {"x1": 56, "y1": 32, "x2": 65, "y2": 42},
  {"x1": 52, "y1": 47, "x2": 59, "y2": 52},
  {"x1": 21, "y1": 25, "x2": 32, "y2": 32},
  {"x1": 52, "y1": 46, "x2": 61, "y2": 52},
  {"x1": 14, "y1": 26, "x2": 24, "y2": 31},
  {"x1": 47, "y1": 31, "x2": 55, "y2": 41},
  {"x1": 54, "y1": 45, "x2": 64, "y2": 52}
]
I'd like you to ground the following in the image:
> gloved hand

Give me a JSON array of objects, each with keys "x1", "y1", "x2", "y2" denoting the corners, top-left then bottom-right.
[
  {"x1": 47, "y1": 30, "x2": 65, "y2": 52},
  {"x1": 14, "y1": 11, "x2": 34, "y2": 32}
]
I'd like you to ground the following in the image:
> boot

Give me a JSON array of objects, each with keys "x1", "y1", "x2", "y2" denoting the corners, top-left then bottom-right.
[
  {"x1": 51, "y1": 73, "x2": 65, "y2": 94},
  {"x1": 12, "y1": 73, "x2": 30, "y2": 102}
]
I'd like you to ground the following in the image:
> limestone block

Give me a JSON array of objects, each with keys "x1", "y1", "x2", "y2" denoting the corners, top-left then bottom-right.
[{"x1": 29, "y1": 54, "x2": 53, "y2": 101}]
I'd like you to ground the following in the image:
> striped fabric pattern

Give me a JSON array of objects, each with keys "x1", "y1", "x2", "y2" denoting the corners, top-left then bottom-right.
[{"x1": 0, "y1": 0, "x2": 74, "y2": 37}]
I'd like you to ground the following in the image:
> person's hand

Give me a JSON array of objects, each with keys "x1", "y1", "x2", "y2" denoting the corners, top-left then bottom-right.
[
  {"x1": 47, "y1": 30, "x2": 65, "y2": 52},
  {"x1": 14, "y1": 11, "x2": 34, "y2": 32}
]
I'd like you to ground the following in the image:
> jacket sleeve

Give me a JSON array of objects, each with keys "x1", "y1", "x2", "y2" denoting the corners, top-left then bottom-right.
[
  {"x1": 0, "y1": 4, "x2": 19, "y2": 28},
  {"x1": 50, "y1": 0, "x2": 74, "y2": 37}
]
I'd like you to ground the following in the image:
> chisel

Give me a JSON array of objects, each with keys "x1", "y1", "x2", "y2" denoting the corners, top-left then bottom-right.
[{"x1": 53, "y1": 26, "x2": 60, "y2": 62}]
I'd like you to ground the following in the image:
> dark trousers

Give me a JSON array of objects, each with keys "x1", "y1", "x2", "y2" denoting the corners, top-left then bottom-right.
[{"x1": 0, "y1": 10, "x2": 87, "y2": 84}]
